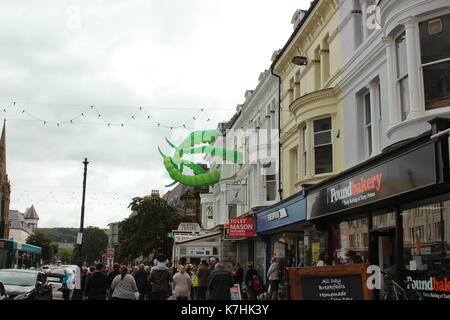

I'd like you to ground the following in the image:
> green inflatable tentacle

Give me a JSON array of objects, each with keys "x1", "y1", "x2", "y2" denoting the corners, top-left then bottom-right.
[{"x1": 180, "y1": 146, "x2": 243, "y2": 163}]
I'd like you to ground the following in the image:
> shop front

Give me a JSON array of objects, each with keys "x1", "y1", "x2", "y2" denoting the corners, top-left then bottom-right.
[
  {"x1": 255, "y1": 190, "x2": 308, "y2": 298},
  {"x1": 305, "y1": 118, "x2": 450, "y2": 300}
]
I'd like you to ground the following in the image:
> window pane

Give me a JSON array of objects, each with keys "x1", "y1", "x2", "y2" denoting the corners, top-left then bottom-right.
[
  {"x1": 314, "y1": 131, "x2": 332, "y2": 146},
  {"x1": 400, "y1": 76, "x2": 410, "y2": 120},
  {"x1": 266, "y1": 181, "x2": 276, "y2": 201},
  {"x1": 331, "y1": 216, "x2": 369, "y2": 265},
  {"x1": 367, "y1": 125, "x2": 373, "y2": 156},
  {"x1": 419, "y1": 14, "x2": 450, "y2": 64},
  {"x1": 423, "y1": 61, "x2": 450, "y2": 110},
  {"x1": 396, "y1": 32, "x2": 408, "y2": 77},
  {"x1": 314, "y1": 145, "x2": 333, "y2": 174},
  {"x1": 314, "y1": 118, "x2": 331, "y2": 133},
  {"x1": 402, "y1": 199, "x2": 450, "y2": 299},
  {"x1": 365, "y1": 93, "x2": 371, "y2": 125}
]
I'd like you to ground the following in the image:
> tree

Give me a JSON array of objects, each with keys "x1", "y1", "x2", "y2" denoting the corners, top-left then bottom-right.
[
  {"x1": 117, "y1": 196, "x2": 181, "y2": 264},
  {"x1": 58, "y1": 248, "x2": 74, "y2": 264},
  {"x1": 77, "y1": 227, "x2": 108, "y2": 265},
  {"x1": 50, "y1": 242, "x2": 59, "y2": 261},
  {"x1": 26, "y1": 231, "x2": 54, "y2": 263}
]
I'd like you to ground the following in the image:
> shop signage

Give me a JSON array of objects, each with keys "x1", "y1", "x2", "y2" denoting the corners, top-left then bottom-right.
[
  {"x1": 186, "y1": 247, "x2": 213, "y2": 256},
  {"x1": 174, "y1": 232, "x2": 200, "y2": 242},
  {"x1": 227, "y1": 218, "x2": 255, "y2": 238},
  {"x1": 106, "y1": 247, "x2": 115, "y2": 258},
  {"x1": 267, "y1": 208, "x2": 288, "y2": 222},
  {"x1": 405, "y1": 272, "x2": 450, "y2": 300},
  {"x1": 226, "y1": 185, "x2": 246, "y2": 206},
  {"x1": 177, "y1": 223, "x2": 201, "y2": 232},
  {"x1": 301, "y1": 275, "x2": 363, "y2": 300},
  {"x1": 308, "y1": 142, "x2": 437, "y2": 219},
  {"x1": 255, "y1": 191, "x2": 306, "y2": 234},
  {"x1": 287, "y1": 264, "x2": 374, "y2": 300}
]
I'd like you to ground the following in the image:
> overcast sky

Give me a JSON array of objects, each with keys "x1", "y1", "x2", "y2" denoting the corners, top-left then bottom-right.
[{"x1": 1, "y1": 0, "x2": 310, "y2": 229}]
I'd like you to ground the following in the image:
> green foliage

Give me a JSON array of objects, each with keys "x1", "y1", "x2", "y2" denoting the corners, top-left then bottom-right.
[
  {"x1": 26, "y1": 232, "x2": 54, "y2": 263},
  {"x1": 36, "y1": 228, "x2": 79, "y2": 243},
  {"x1": 58, "y1": 248, "x2": 75, "y2": 264},
  {"x1": 117, "y1": 196, "x2": 181, "y2": 263},
  {"x1": 81, "y1": 227, "x2": 108, "y2": 265},
  {"x1": 50, "y1": 242, "x2": 59, "y2": 259}
]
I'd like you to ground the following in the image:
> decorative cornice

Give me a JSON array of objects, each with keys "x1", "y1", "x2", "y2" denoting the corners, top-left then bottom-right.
[{"x1": 289, "y1": 87, "x2": 340, "y2": 114}]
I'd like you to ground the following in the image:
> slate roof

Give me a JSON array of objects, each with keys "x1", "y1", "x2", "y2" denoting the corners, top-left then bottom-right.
[
  {"x1": 25, "y1": 205, "x2": 39, "y2": 220},
  {"x1": 8, "y1": 209, "x2": 32, "y2": 233}
]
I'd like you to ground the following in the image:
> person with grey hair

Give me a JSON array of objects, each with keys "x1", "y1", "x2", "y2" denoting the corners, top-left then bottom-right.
[{"x1": 206, "y1": 263, "x2": 233, "y2": 300}]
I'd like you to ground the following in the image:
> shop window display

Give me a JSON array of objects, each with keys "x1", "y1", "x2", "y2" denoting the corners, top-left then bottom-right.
[
  {"x1": 332, "y1": 216, "x2": 369, "y2": 265},
  {"x1": 402, "y1": 201, "x2": 449, "y2": 273},
  {"x1": 301, "y1": 227, "x2": 328, "y2": 267}
]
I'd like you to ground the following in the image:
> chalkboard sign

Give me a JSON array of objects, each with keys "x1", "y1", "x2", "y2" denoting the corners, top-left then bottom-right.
[
  {"x1": 287, "y1": 264, "x2": 374, "y2": 300},
  {"x1": 301, "y1": 275, "x2": 363, "y2": 300}
]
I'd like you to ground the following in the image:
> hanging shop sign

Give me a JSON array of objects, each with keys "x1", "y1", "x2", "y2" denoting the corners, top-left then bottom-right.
[
  {"x1": 307, "y1": 142, "x2": 437, "y2": 219},
  {"x1": 226, "y1": 185, "x2": 246, "y2": 206},
  {"x1": 226, "y1": 218, "x2": 255, "y2": 238},
  {"x1": 287, "y1": 264, "x2": 374, "y2": 300}
]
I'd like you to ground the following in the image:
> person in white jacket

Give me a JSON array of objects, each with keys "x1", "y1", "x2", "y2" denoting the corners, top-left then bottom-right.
[
  {"x1": 111, "y1": 266, "x2": 138, "y2": 300},
  {"x1": 172, "y1": 265, "x2": 192, "y2": 300},
  {"x1": 266, "y1": 257, "x2": 279, "y2": 300}
]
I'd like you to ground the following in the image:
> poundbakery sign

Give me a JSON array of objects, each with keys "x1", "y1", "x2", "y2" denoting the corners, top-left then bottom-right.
[
  {"x1": 329, "y1": 173, "x2": 383, "y2": 206},
  {"x1": 308, "y1": 142, "x2": 437, "y2": 219}
]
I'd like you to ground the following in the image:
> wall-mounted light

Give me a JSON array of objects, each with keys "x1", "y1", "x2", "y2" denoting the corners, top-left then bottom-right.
[{"x1": 291, "y1": 56, "x2": 308, "y2": 66}]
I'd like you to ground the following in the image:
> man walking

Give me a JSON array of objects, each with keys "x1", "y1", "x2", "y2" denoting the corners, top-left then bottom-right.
[
  {"x1": 107, "y1": 263, "x2": 121, "y2": 299},
  {"x1": 197, "y1": 260, "x2": 209, "y2": 300},
  {"x1": 207, "y1": 263, "x2": 234, "y2": 300},
  {"x1": 134, "y1": 264, "x2": 148, "y2": 300},
  {"x1": 83, "y1": 263, "x2": 109, "y2": 300},
  {"x1": 149, "y1": 256, "x2": 173, "y2": 300}
]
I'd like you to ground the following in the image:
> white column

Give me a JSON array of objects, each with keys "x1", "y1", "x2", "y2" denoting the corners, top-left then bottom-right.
[
  {"x1": 360, "y1": 0, "x2": 370, "y2": 41},
  {"x1": 369, "y1": 81, "x2": 381, "y2": 154},
  {"x1": 383, "y1": 36, "x2": 399, "y2": 127},
  {"x1": 403, "y1": 17, "x2": 423, "y2": 118}
]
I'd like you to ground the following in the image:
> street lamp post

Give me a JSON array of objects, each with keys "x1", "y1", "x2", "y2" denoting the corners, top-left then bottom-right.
[
  {"x1": 73, "y1": 158, "x2": 89, "y2": 300},
  {"x1": 78, "y1": 158, "x2": 89, "y2": 267}
]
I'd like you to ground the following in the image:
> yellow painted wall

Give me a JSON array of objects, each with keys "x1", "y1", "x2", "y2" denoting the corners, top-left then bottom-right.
[{"x1": 275, "y1": 0, "x2": 344, "y2": 199}]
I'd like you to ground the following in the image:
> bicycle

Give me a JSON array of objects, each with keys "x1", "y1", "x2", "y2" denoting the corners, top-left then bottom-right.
[{"x1": 381, "y1": 271, "x2": 423, "y2": 300}]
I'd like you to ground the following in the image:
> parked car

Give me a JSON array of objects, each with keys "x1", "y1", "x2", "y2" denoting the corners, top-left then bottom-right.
[
  {"x1": 0, "y1": 282, "x2": 8, "y2": 300},
  {"x1": 46, "y1": 272, "x2": 70, "y2": 300},
  {"x1": 0, "y1": 269, "x2": 52, "y2": 300},
  {"x1": 49, "y1": 268, "x2": 76, "y2": 299}
]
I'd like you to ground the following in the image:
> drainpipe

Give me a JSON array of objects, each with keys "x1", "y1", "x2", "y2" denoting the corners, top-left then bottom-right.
[{"x1": 271, "y1": 68, "x2": 283, "y2": 201}]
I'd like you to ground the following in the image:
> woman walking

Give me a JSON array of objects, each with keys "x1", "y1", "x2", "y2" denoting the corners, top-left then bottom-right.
[
  {"x1": 110, "y1": 265, "x2": 138, "y2": 300},
  {"x1": 172, "y1": 265, "x2": 192, "y2": 300},
  {"x1": 267, "y1": 257, "x2": 279, "y2": 300}
]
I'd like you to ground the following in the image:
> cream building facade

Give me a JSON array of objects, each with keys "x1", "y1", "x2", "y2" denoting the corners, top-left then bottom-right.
[{"x1": 273, "y1": 0, "x2": 344, "y2": 199}]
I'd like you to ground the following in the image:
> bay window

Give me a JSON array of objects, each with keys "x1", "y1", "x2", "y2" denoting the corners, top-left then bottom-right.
[{"x1": 419, "y1": 14, "x2": 450, "y2": 110}]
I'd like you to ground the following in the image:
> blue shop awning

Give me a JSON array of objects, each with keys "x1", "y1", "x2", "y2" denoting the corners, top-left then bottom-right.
[{"x1": 255, "y1": 190, "x2": 307, "y2": 234}]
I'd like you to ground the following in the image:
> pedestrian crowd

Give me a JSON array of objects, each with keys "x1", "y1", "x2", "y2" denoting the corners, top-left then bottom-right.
[{"x1": 72, "y1": 249, "x2": 273, "y2": 300}]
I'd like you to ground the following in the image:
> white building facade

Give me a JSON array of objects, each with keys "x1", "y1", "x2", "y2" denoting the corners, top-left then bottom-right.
[
  {"x1": 339, "y1": 0, "x2": 450, "y2": 167},
  {"x1": 200, "y1": 69, "x2": 280, "y2": 272}
]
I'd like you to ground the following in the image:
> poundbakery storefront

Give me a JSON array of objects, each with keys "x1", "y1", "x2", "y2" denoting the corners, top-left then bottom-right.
[{"x1": 305, "y1": 119, "x2": 450, "y2": 300}]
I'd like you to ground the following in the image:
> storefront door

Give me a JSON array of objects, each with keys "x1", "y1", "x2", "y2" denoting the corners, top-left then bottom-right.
[
  {"x1": 370, "y1": 229, "x2": 396, "y2": 271},
  {"x1": 370, "y1": 229, "x2": 396, "y2": 299}
]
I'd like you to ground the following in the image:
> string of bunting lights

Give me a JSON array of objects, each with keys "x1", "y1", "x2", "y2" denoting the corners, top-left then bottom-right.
[{"x1": 0, "y1": 100, "x2": 213, "y2": 130}]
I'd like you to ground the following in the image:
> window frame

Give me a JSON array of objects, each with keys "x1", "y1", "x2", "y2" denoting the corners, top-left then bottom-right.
[
  {"x1": 363, "y1": 91, "x2": 373, "y2": 157},
  {"x1": 418, "y1": 13, "x2": 450, "y2": 110},
  {"x1": 312, "y1": 116, "x2": 333, "y2": 176},
  {"x1": 394, "y1": 30, "x2": 410, "y2": 121}
]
